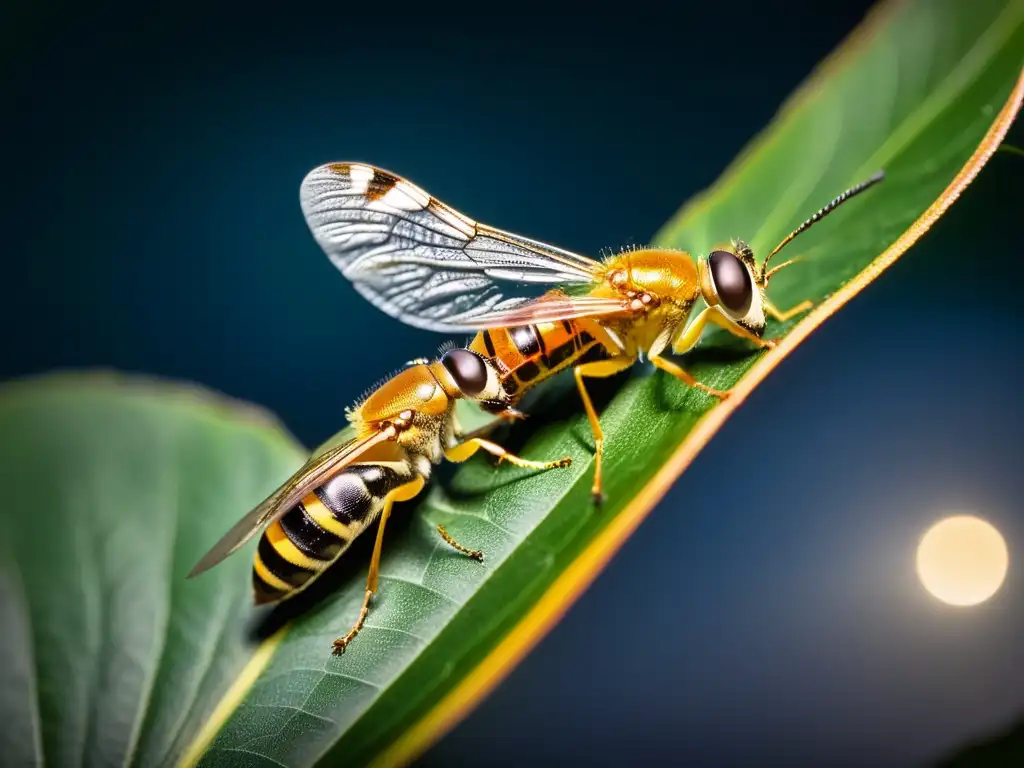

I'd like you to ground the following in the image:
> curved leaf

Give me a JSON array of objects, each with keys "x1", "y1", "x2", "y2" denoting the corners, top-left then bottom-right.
[
  {"x1": 0, "y1": 374, "x2": 305, "y2": 767},
  {"x1": 189, "y1": 1, "x2": 1024, "y2": 766}
]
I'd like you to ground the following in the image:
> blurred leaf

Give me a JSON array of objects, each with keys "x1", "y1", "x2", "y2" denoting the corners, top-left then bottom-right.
[
  {"x1": 0, "y1": 374, "x2": 304, "y2": 767},
  {"x1": 2, "y1": 1, "x2": 1021, "y2": 767}
]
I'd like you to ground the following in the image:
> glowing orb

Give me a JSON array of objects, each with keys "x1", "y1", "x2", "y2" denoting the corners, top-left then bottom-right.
[{"x1": 916, "y1": 515, "x2": 1009, "y2": 606}]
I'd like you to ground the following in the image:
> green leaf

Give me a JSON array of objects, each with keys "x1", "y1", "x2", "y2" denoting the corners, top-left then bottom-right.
[
  {"x1": 3, "y1": 1, "x2": 1021, "y2": 767},
  {"x1": 202, "y1": 3, "x2": 1019, "y2": 765},
  {"x1": 0, "y1": 374, "x2": 305, "y2": 767}
]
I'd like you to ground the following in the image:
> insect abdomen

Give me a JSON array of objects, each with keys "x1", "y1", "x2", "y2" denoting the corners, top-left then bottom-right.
[
  {"x1": 469, "y1": 321, "x2": 607, "y2": 399},
  {"x1": 252, "y1": 462, "x2": 413, "y2": 604}
]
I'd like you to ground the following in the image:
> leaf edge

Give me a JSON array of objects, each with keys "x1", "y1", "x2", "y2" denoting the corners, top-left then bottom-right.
[{"x1": 370, "y1": 63, "x2": 1024, "y2": 768}]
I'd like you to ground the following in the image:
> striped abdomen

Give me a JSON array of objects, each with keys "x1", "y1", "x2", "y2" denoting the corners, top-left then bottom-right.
[
  {"x1": 252, "y1": 461, "x2": 414, "y2": 604},
  {"x1": 469, "y1": 320, "x2": 608, "y2": 400}
]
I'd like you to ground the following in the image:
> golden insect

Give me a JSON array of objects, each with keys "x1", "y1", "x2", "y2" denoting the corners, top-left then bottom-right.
[
  {"x1": 188, "y1": 348, "x2": 571, "y2": 654},
  {"x1": 299, "y1": 163, "x2": 885, "y2": 500}
]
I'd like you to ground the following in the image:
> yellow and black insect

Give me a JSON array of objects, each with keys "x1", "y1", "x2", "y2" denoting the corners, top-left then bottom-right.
[
  {"x1": 188, "y1": 347, "x2": 571, "y2": 654},
  {"x1": 299, "y1": 163, "x2": 885, "y2": 500}
]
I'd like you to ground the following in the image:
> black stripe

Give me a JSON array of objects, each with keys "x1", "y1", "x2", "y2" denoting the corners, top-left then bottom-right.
[
  {"x1": 481, "y1": 330, "x2": 496, "y2": 358},
  {"x1": 503, "y1": 376, "x2": 520, "y2": 395},
  {"x1": 280, "y1": 503, "x2": 344, "y2": 561},
  {"x1": 314, "y1": 474, "x2": 370, "y2": 525},
  {"x1": 561, "y1": 320, "x2": 573, "y2": 335},
  {"x1": 510, "y1": 325, "x2": 541, "y2": 358},
  {"x1": 517, "y1": 360, "x2": 541, "y2": 382},
  {"x1": 356, "y1": 463, "x2": 408, "y2": 498},
  {"x1": 252, "y1": 568, "x2": 290, "y2": 605},
  {"x1": 258, "y1": 535, "x2": 315, "y2": 589},
  {"x1": 533, "y1": 325, "x2": 550, "y2": 366},
  {"x1": 314, "y1": 463, "x2": 409, "y2": 526},
  {"x1": 313, "y1": 462, "x2": 409, "y2": 528},
  {"x1": 547, "y1": 341, "x2": 576, "y2": 368},
  {"x1": 578, "y1": 343, "x2": 609, "y2": 365}
]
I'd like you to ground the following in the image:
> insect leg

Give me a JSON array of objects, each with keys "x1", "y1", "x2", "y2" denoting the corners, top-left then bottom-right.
[
  {"x1": 435, "y1": 524, "x2": 484, "y2": 562},
  {"x1": 331, "y1": 476, "x2": 425, "y2": 656},
  {"x1": 670, "y1": 307, "x2": 714, "y2": 355},
  {"x1": 445, "y1": 438, "x2": 572, "y2": 470},
  {"x1": 438, "y1": 438, "x2": 570, "y2": 563},
  {"x1": 672, "y1": 306, "x2": 774, "y2": 353},
  {"x1": 649, "y1": 355, "x2": 730, "y2": 399},
  {"x1": 707, "y1": 307, "x2": 775, "y2": 348},
  {"x1": 764, "y1": 297, "x2": 813, "y2": 322},
  {"x1": 455, "y1": 408, "x2": 527, "y2": 443},
  {"x1": 573, "y1": 356, "x2": 635, "y2": 503}
]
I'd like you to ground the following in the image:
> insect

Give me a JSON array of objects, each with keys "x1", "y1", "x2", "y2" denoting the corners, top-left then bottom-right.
[
  {"x1": 188, "y1": 347, "x2": 571, "y2": 655},
  {"x1": 299, "y1": 163, "x2": 884, "y2": 501}
]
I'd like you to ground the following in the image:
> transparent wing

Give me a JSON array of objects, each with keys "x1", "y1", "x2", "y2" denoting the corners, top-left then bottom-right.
[
  {"x1": 447, "y1": 294, "x2": 634, "y2": 329},
  {"x1": 300, "y1": 163, "x2": 603, "y2": 331},
  {"x1": 187, "y1": 429, "x2": 393, "y2": 577}
]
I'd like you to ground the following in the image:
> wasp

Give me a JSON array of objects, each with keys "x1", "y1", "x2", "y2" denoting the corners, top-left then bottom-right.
[
  {"x1": 188, "y1": 347, "x2": 571, "y2": 654},
  {"x1": 299, "y1": 163, "x2": 884, "y2": 500}
]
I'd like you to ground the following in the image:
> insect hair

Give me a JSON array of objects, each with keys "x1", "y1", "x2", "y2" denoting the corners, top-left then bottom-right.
[{"x1": 347, "y1": 361, "x2": 425, "y2": 419}]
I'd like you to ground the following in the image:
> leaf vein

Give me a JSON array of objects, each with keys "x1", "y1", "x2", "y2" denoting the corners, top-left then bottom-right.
[
  {"x1": 216, "y1": 746, "x2": 290, "y2": 768},
  {"x1": 426, "y1": 503, "x2": 516, "y2": 539},
  {"x1": 248, "y1": 702, "x2": 337, "y2": 726},
  {"x1": 123, "y1": 421, "x2": 181, "y2": 768},
  {"x1": 376, "y1": 575, "x2": 460, "y2": 606}
]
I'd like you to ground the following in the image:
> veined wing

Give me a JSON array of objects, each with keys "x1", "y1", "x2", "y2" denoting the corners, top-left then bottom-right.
[
  {"x1": 300, "y1": 163, "x2": 603, "y2": 332},
  {"x1": 187, "y1": 429, "x2": 394, "y2": 577}
]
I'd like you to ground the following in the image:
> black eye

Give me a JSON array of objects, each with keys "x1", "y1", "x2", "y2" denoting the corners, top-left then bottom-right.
[
  {"x1": 441, "y1": 349, "x2": 489, "y2": 396},
  {"x1": 708, "y1": 250, "x2": 753, "y2": 315}
]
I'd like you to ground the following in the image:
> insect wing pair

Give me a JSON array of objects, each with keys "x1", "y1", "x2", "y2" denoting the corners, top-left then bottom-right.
[{"x1": 298, "y1": 162, "x2": 638, "y2": 332}]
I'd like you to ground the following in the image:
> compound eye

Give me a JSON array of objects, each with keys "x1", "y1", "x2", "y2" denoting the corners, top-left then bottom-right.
[
  {"x1": 440, "y1": 348, "x2": 489, "y2": 396},
  {"x1": 708, "y1": 250, "x2": 753, "y2": 315}
]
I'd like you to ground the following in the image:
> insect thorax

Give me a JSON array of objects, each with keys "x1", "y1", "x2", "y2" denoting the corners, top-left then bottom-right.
[{"x1": 397, "y1": 408, "x2": 452, "y2": 466}]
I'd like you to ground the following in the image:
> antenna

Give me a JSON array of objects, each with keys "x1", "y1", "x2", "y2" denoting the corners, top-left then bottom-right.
[{"x1": 762, "y1": 170, "x2": 885, "y2": 278}]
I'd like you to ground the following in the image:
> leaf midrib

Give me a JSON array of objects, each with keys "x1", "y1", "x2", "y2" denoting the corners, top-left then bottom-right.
[
  {"x1": 749, "y1": 3, "x2": 1018, "y2": 256},
  {"x1": 853, "y1": 0, "x2": 1024, "y2": 180},
  {"x1": 123, "y1": 416, "x2": 182, "y2": 768}
]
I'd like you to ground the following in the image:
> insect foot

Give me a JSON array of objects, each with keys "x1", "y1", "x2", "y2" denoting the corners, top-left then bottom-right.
[
  {"x1": 697, "y1": 383, "x2": 731, "y2": 400},
  {"x1": 436, "y1": 524, "x2": 485, "y2": 562}
]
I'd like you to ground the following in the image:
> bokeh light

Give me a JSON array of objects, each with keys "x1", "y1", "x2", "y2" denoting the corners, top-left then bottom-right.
[{"x1": 916, "y1": 515, "x2": 1009, "y2": 606}]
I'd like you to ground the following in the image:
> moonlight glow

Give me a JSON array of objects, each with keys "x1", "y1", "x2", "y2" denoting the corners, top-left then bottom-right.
[{"x1": 916, "y1": 515, "x2": 1009, "y2": 606}]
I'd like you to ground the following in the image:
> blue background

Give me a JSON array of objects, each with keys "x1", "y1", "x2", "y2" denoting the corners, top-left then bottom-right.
[{"x1": 4, "y1": 1, "x2": 1023, "y2": 764}]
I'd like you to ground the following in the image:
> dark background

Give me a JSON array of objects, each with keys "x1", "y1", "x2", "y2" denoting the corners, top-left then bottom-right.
[{"x1": 4, "y1": 1, "x2": 1023, "y2": 765}]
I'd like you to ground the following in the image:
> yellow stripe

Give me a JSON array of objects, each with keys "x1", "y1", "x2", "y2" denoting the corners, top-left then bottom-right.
[
  {"x1": 252, "y1": 549, "x2": 292, "y2": 592},
  {"x1": 301, "y1": 492, "x2": 356, "y2": 540},
  {"x1": 371, "y1": 64, "x2": 1024, "y2": 768},
  {"x1": 266, "y1": 520, "x2": 329, "y2": 572},
  {"x1": 177, "y1": 624, "x2": 289, "y2": 767}
]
